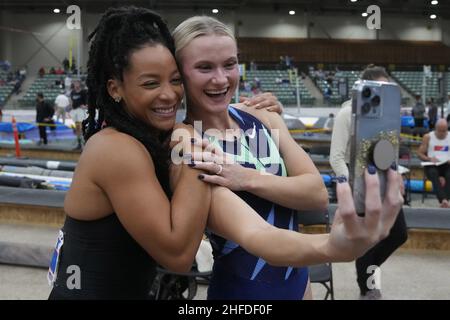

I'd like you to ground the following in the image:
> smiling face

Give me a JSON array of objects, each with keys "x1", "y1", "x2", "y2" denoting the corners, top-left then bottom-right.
[
  {"x1": 108, "y1": 44, "x2": 183, "y2": 132},
  {"x1": 178, "y1": 35, "x2": 239, "y2": 115}
]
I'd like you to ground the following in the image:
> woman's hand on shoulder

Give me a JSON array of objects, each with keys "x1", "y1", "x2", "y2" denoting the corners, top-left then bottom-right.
[{"x1": 236, "y1": 92, "x2": 283, "y2": 114}]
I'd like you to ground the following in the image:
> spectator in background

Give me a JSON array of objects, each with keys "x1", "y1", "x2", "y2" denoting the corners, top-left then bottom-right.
[
  {"x1": 63, "y1": 57, "x2": 70, "y2": 73},
  {"x1": 6, "y1": 71, "x2": 13, "y2": 83},
  {"x1": 0, "y1": 60, "x2": 11, "y2": 72},
  {"x1": 12, "y1": 79, "x2": 21, "y2": 95},
  {"x1": 19, "y1": 66, "x2": 27, "y2": 81},
  {"x1": 323, "y1": 86, "x2": 333, "y2": 105},
  {"x1": 38, "y1": 66, "x2": 45, "y2": 78},
  {"x1": 285, "y1": 55, "x2": 292, "y2": 69},
  {"x1": 50, "y1": 67, "x2": 56, "y2": 75},
  {"x1": 71, "y1": 57, "x2": 77, "y2": 73},
  {"x1": 329, "y1": 64, "x2": 408, "y2": 300},
  {"x1": 412, "y1": 94, "x2": 426, "y2": 132},
  {"x1": 323, "y1": 113, "x2": 335, "y2": 133},
  {"x1": 64, "y1": 74, "x2": 72, "y2": 93},
  {"x1": 416, "y1": 119, "x2": 450, "y2": 208},
  {"x1": 254, "y1": 76, "x2": 261, "y2": 89},
  {"x1": 55, "y1": 66, "x2": 65, "y2": 75},
  {"x1": 69, "y1": 80, "x2": 88, "y2": 149},
  {"x1": 279, "y1": 55, "x2": 284, "y2": 70},
  {"x1": 427, "y1": 98, "x2": 438, "y2": 131},
  {"x1": 445, "y1": 94, "x2": 450, "y2": 125},
  {"x1": 251, "y1": 84, "x2": 262, "y2": 96},
  {"x1": 0, "y1": 97, "x2": 4, "y2": 122},
  {"x1": 54, "y1": 90, "x2": 70, "y2": 125},
  {"x1": 35, "y1": 92, "x2": 54, "y2": 145}
]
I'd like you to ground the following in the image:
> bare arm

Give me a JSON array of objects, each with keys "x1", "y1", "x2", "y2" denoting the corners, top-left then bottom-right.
[
  {"x1": 206, "y1": 168, "x2": 402, "y2": 267},
  {"x1": 417, "y1": 134, "x2": 431, "y2": 161},
  {"x1": 243, "y1": 110, "x2": 328, "y2": 210},
  {"x1": 208, "y1": 186, "x2": 330, "y2": 267},
  {"x1": 90, "y1": 132, "x2": 210, "y2": 273},
  {"x1": 195, "y1": 108, "x2": 328, "y2": 211}
]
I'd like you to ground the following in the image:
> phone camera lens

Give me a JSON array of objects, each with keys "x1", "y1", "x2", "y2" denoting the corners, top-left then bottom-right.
[
  {"x1": 362, "y1": 102, "x2": 371, "y2": 114},
  {"x1": 362, "y1": 87, "x2": 371, "y2": 98},
  {"x1": 371, "y1": 95, "x2": 380, "y2": 107}
]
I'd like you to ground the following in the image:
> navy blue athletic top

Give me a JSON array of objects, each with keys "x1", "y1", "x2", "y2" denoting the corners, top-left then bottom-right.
[{"x1": 206, "y1": 106, "x2": 309, "y2": 300}]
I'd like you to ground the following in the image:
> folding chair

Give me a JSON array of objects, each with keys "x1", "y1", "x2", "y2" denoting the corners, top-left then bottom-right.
[
  {"x1": 149, "y1": 262, "x2": 212, "y2": 300},
  {"x1": 297, "y1": 208, "x2": 335, "y2": 300},
  {"x1": 308, "y1": 145, "x2": 331, "y2": 158}
]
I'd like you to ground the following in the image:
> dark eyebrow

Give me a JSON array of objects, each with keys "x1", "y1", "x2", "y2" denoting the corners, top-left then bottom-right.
[
  {"x1": 137, "y1": 73, "x2": 159, "y2": 80},
  {"x1": 137, "y1": 69, "x2": 180, "y2": 80}
]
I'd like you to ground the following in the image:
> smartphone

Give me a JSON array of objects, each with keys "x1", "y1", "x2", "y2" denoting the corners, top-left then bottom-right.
[{"x1": 349, "y1": 80, "x2": 401, "y2": 215}]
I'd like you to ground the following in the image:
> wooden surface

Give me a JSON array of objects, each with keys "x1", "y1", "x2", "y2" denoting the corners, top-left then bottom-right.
[
  {"x1": 301, "y1": 225, "x2": 450, "y2": 251},
  {"x1": 0, "y1": 204, "x2": 65, "y2": 227}
]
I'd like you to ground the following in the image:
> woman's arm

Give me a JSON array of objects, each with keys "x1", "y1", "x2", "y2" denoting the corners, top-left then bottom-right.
[
  {"x1": 89, "y1": 131, "x2": 211, "y2": 273},
  {"x1": 417, "y1": 134, "x2": 432, "y2": 161},
  {"x1": 207, "y1": 168, "x2": 402, "y2": 267},
  {"x1": 194, "y1": 107, "x2": 328, "y2": 211},
  {"x1": 242, "y1": 109, "x2": 328, "y2": 210}
]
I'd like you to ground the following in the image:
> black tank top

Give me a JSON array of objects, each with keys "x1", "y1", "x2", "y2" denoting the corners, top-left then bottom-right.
[{"x1": 48, "y1": 214, "x2": 156, "y2": 300}]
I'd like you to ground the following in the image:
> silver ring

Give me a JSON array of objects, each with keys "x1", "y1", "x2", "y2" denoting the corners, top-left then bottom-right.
[{"x1": 216, "y1": 164, "x2": 223, "y2": 175}]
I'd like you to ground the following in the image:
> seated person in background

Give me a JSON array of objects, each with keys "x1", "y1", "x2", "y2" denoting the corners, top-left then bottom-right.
[{"x1": 417, "y1": 119, "x2": 450, "y2": 208}]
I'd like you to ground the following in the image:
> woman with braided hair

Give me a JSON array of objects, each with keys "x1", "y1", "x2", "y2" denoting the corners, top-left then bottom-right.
[
  {"x1": 48, "y1": 6, "x2": 403, "y2": 300},
  {"x1": 48, "y1": 6, "x2": 211, "y2": 299}
]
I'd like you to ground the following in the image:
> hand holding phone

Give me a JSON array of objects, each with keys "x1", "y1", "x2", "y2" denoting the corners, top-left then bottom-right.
[{"x1": 349, "y1": 80, "x2": 401, "y2": 215}]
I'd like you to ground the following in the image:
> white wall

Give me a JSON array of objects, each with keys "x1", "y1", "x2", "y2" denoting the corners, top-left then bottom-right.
[
  {"x1": 235, "y1": 13, "x2": 307, "y2": 38},
  {"x1": 1, "y1": 10, "x2": 80, "y2": 74},
  {"x1": 379, "y1": 17, "x2": 442, "y2": 41},
  {"x1": 442, "y1": 20, "x2": 450, "y2": 47},
  {"x1": 311, "y1": 15, "x2": 376, "y2": 39}
]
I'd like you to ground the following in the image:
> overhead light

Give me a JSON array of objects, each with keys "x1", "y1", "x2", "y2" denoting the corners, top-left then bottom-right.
[
  {"x1": 289, "y1": 10, "x2": 296, "y2": 15},
  {"x1": 362, "y1": 12, "x2": 368, "y2": 17},
  {"x1": 53, "y1": 8, "x2": 60, "y2": 13},
  {"x1": 430, "y1": 14, "x2": 437, "y2": 19},
  {"x1": 351, "y1": 0, "x2": 358, "y2": 2},
  {"x1": 431, "y1": 0, "x2": 439, "y2": 5},
  {"x1": 212, "y1": 8, "x2": 219, "y2": 14}
]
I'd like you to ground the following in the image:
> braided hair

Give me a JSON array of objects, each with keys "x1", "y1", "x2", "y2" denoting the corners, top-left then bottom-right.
[{"x1": 84, "y1": 6, "x2": 175, "y2": 196}]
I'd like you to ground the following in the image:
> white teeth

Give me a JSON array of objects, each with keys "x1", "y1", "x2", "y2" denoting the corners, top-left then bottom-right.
[
  {"x1": 154, "y1": 107, "x2": 175, "y2": 114},
  {"x1": 205, "y1": 88, "x2": 228, "y2": 95}
]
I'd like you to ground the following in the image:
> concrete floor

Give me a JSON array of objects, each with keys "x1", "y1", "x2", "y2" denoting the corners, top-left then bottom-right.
[
  {"x1": 1, "y1": 217, "x2": 450, "y2": 300},
  {"x1": 1, "y1": 249, "x2": 449, "y2": 300}
]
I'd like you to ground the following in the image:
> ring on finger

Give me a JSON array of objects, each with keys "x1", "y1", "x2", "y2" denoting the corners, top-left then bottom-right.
[{"x1": 216, "y1": 164, "x2": 223, "y2": 175}]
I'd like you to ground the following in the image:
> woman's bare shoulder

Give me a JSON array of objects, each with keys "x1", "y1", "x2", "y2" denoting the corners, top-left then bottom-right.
[{"x1": 80, "y1": 128, "x2": 155, "y2": 175}]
